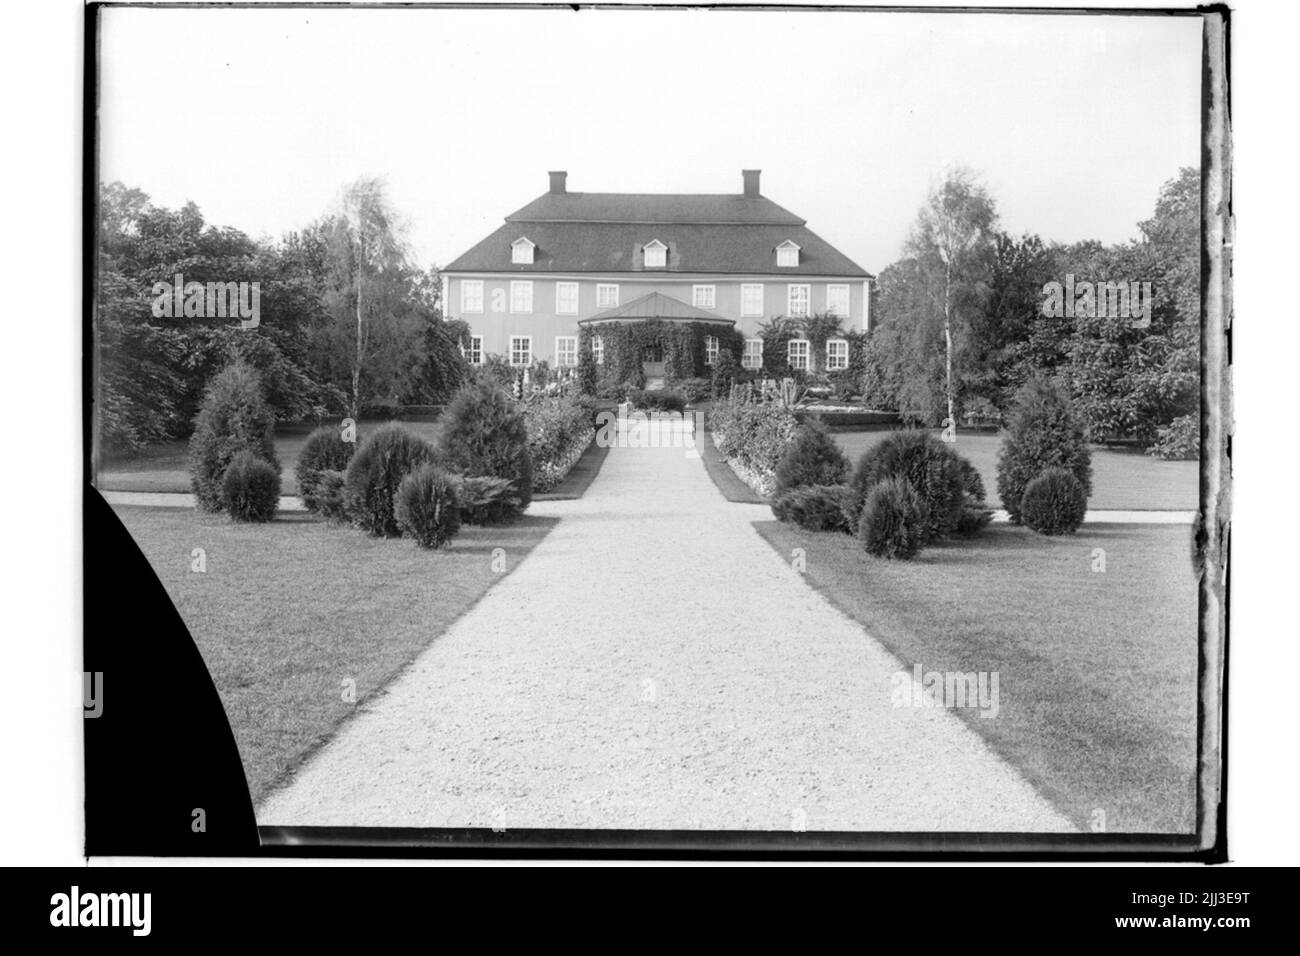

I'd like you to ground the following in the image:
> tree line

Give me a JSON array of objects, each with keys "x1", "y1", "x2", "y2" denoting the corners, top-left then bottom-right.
[
  {"x1": 96, "y1": 178, "x2": 469, "y2": 454},
  {"x1": 863, "y1": 166, "x2": 1199, "y2": 458}
]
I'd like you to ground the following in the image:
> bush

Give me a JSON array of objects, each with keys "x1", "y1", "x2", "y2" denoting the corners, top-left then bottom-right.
[
  {"x1": 670, "y1": 377, "x2": 712, "y2": 405},
  {"x1": 296, "y1": 425, "x2": 355, "y2": 514},
  {"x1": 1020, "y1": 468, "x2": 1088, "y2": 535},
  {"x1": 343, "y1": 423, "x2": 436, "y2": 537},
  {"x1": 955, "y1": 458, "x2": 993, "y2": 535},
  {"x1": 711, "y1": 348, "x2": 739, "y2": 399},
  {"x1": 1148, "y1": 411, "x2": 1200, "y2": 461},
  {"x1": 771, "y1": 484, "x2": 852, "y2": 532},
  {"x1": 394, "y1": 463, "x2": 462, "y2": 549},
  {"x1": 710, "y1": 400, "x2": 801, "y2": 493},
  {"x1": 524, "y1": 395, "x2": 595, "y2": 493},
  {"x1": 455, "y1": 475, "x2": 522, "y2": 526},
  {"x1": 314, "y1": 469, "x2": 349, "y2": 522},
  {"x1": 627, "y1": 389, "x2": 685, "y2": 414},
  {"x1": 188, "y1": 360, "x2": 280, "y2": 512},
  {"x1": 439, "y1": 379, "x2": 533, "y2": 523},
  {"x1": 844, "y1": 430, "x2": 964, "y2": 540},
  {"x1": 997, "y1": 377, "x2": 1092, "y2": 524},
  {"x1": 220, "y1": 451, "x2": 280, "y2": 523},
  {"x1": 773, "y1": 417, "x2": 850, "y2": 496},
  {"x1": 858, "y1": 478, "x2": 928, "y2": 559}
]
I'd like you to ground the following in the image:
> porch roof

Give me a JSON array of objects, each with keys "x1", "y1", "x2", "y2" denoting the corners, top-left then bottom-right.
[{"x1": 579, "y1": 291, "x2": 736, "y2": 326}]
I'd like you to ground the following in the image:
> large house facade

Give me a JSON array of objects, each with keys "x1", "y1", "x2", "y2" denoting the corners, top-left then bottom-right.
[{"x1": 442, "y1": 170, "x2": 872, "y2": 376}]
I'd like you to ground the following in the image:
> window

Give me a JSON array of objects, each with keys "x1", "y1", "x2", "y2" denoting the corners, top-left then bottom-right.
[
  {"x1": 510, "y1": 280, "x2": 533, "y2": 314},
  {"x1": 704, "y1": 335, "x2": 719, "y2": 366},
  {"x1": 827, "y1": 284, "x2": 850, "y2": 319},
  {"x1": 555, "y1": 336, "x2": 578, "y2": 367},
  {"x1": 597, "y1": 283, "x2": 620, "y2": 309},
  {"x1": 693, "y1": 285, "x2": 716, "y2": 310},
  {"x1": 788, "y1": 284, "x2": 811, "y2": 318},
  {"x1": 643, "y1": 239, "x2": 667, "y2": 268},
  {"x1": 788, "y1": 339, "x2": 810, "y2": 371},
  {"x1": 509, "y1": 336, "x2": 532, "y2": 367},
  {"x1": 511, "y1": 238, "x2": 535, "y2": 265},
  {"x1": 461, "y1": 280, "x2": 484, "y2": 314},
  {"x1": 464, "y1": 335, "x2": 483, "y2": 365},
  {"x1": 826, "y1": 338, "x2": 849, "y2": 371},
  {"x1": 591, "y1": 335, "x2": 604, "y2": 366},
  {"x1": 741, "y1": 283, "x2": 764, "y2": 317},
  {"x1": 555, "y1": 282, "x2": 579, "y2": 315},
  {"x1": 777, "y1": 240, "x2": 800, "y2": 268},
  {"x1": 742, "y1": 338, "x2": 763, "y2": 370}
]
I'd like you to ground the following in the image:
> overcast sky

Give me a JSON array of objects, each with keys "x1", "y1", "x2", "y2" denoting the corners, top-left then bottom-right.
[{"x1": 99, "y1": 6, "x2": 1203, "y2": 274}]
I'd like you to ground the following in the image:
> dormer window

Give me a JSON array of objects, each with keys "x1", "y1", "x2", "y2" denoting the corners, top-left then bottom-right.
[
  {"x1": 643, "y1": 239, "x2": 667, "y2": 268},
  {"x1": 776, "y1": 240, "x2": 800, "y2": 268},
  {"x1": 511, "y1": 237, "x2": 536, "y2": 265}
]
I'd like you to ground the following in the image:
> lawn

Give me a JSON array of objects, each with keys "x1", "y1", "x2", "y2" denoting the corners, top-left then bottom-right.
[
  {"x1": 832, "y1": 428, "x2": 1198, "y2": 511},
  {"x1": 113, "y1": 504, "x2": 557, "y2": 805},
  {"x1": 755, "y1": 519, "x2": 1200, "y2": 834},
  {"x1": 97, "y1": 418, "x2": 444, "y2": 496}
]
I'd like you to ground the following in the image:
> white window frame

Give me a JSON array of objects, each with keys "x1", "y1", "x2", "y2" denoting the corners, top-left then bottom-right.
[
  {"x1": 693, "y1": 285, "x2": 716, "y2": 310},
  {"x1": 511, "y1": 237, "x2": 535, "y2": 265},
  {"x1": 787, "y1": 283, "x2": 811, "y2": 318},
  {"x1": 826, "y1": 338, "x2": 849, "y2": 371},
  {"x1": 510, "y1": 280, "x2": 533, "y2": 314},
  {"x1": 704, "y1": 335, "x2": 720, "y2": 366},
  {"x1": 776, "y1": 240, "x2": 800, "y2": 268},
  {"x1": 464, "y1": 335, "x2": 483, "y2": 366},
  {"x1": 555, "y1": 281, "x2": 579, "y2": 315},
  {"x1": 742, "y1": 338, "x2": 763, "y2": 370},
  {"x1": 591, "y1": 335, "x2": 604, "y2": 366},
  {"x1": 509, "y1": 335, "x2": 533, "y2": 367},
  {"x1": 555, "y1": 336, "x2": 578, "y2": 367},
  {"x1": 826, "y1": 284, "x2": 850, "y2": 319},
  {"x1": 643, "y1": 239, "x2": 667, "y2": 268},
  {"x1": 740, "y1": 283, "x2": 764, "y2": 318},
  {"x1": 460, "y1": 279, "x2": 484, "y2": 314},
  {"x1": 596, "y1": 283, "x2": 620, "y2": 309},
  {"x1": 788, "y1": 339, "x2": 810, "y2": 371}
]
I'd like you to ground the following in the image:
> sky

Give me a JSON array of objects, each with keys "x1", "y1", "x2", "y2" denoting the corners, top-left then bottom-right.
[{"x1": 98, "y1": 6, "x2": 1203, "y2": 274}]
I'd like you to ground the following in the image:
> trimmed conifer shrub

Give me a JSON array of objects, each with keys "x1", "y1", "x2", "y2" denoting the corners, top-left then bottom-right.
[
  {"x1": 455, "y1": 475, "x2": 522, "y2": 526},
  {"x1": 955, "y1": 458, "x2": 994, "y2": 535},
  {"x1": 843, "y1": 430, "x2": 964, "y2": 540},
  {"x1": 771, "y1": 484, "x2": 852, "y2": 532},
  {"x1": 773, "y1": 417, "x2": 850, "y2": 496},
  {"x1": 1020, "y1": 467, "x2": 1088, "y2": 535},
  {"x1": 394, "y1": 463, "x2": 462, "y2": 549},
  {"x1": 188, "y1": 360, "x2": 280, "y2": 512},
  {"x1": 220, "y1": 451, "x2": 280, "y2": 523},
  {"x1": 439, "y1": 379, "x2": 533, "y2": 524},
  {"x1": 343, "y1": 423, "x2": 436, "y2": 537},
  {"x1": 296, "y1": 425, "x2": 355, "y2": 515},
  {"x1": 858, "y1": 477, "x2": 928, "y2": 559},
  {"x1": 997, "y1": 376, "x2": 1092, "y2": 524},
  {"x1": 314, "y1": 469, "x2": 349, "y2": 523}
]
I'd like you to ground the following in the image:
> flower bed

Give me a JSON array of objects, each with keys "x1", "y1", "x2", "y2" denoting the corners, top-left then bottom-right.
[
  {"x1": 524, "y1": 395, "x2": 597, "y2": 493},
  {"x1": 708, "y1": 399, "x2": 800, "y2": 498}
]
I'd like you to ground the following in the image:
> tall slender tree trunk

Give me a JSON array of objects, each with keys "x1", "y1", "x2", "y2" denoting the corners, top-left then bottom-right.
[
  {"x1": 351, "y1": 244, "x2": 364, "y2": 420},
  {"x1": 943, "y1": 258, "x2": 955, "y2": 431}
]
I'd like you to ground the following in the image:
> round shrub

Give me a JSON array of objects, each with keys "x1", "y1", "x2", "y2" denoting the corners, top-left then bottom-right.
[
  {"x1": 996, "y1": 376, "x2": 1092, "y2": 524},
  {"x1": 844, "y1": 430, "x2": 964, "y2": 540},
  {"x1": 771, "y1": 484, "x2": 851, "y2": 533},
  {"x1": 1020, "y1": 467, "x2": 1087, "y2": 535},
  {"x1": 296, "y1": 425, "x2": 355, "y2": 514},
  {"x1": 858, "y1": 477, "x2": 928, "y2": 560},
  {"x1": 774, "y1": 417, "x2": 850, "y2": 496},
  {"x1": 343, "y1": 423, "x2": 436, "y2": 537},
  {"x1": 439, "y1": 379, "x2": 533, "y2": 524},
  {"x1": 314, "y1": 469, "x2": 348, "y2": 523},
  {"x1": 188, "y1": 360, "x2": 280, "y2": 512},
  {"x1": 394, "y1": 463, "x2": 462, "y2": 549},
  {"x1": 220, "y1": 451, "x2": 280, "y2": 523}
]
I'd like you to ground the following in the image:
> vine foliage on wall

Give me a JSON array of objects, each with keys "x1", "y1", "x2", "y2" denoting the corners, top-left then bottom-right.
[{"x1": 577, "y1": 321, "x2": 743, "y2": 394}]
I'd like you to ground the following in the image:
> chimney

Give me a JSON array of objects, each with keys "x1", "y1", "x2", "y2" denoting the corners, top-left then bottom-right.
[
  {"x1": 549, "y1": 170, "x2": 567, "y2": 194},
  {"x1": 742, "y1": 169, "x2": 761, "y2": 197}
]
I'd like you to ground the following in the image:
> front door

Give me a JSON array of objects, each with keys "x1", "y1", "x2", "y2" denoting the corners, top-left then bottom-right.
[{"x1": 642, "y1": 345, "x2": 666, "y2": 380}]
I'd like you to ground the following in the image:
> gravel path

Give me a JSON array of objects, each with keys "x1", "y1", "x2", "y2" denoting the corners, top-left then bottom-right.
[{"x1": 258, "y1": 422, "x2": 1075, "y2": 832}]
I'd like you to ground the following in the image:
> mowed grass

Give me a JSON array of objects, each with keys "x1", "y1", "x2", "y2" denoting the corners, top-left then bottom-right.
[
  {"x1": 755, "y1": 519, "x2": 1200, "y2": 833},
  {"x1": 832, "y1": 429, "x2": 1198, "y2": 511},
  {"x1": 97, "y1": 418, "x2": 445, "y2": 496},
  {"x1": 113, "y1": 504, "x2": 557, "y2": 805}
]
